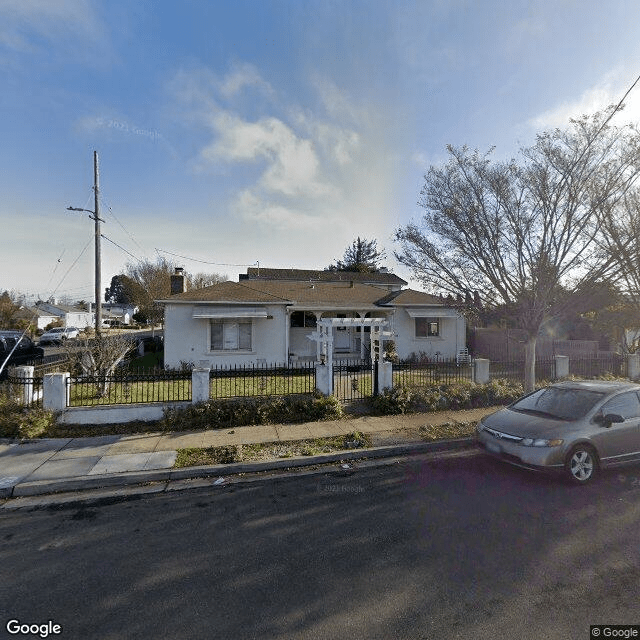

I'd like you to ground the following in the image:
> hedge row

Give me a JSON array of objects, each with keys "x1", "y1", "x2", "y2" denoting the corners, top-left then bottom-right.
[
  {"x1": 371, "y1": 379, "x2": 524, "y2": 415},
  {"x1": 160, "y1": 392, "x2": 344, "y2": 432}
]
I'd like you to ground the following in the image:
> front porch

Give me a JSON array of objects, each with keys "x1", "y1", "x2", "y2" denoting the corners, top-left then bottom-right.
[{"x1": 287, "y1": 309, "x2": 390, "y2": 363}]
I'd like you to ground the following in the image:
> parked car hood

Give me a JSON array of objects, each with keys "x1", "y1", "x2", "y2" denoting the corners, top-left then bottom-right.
[{"x1": 481, "y1": 407, "x2": 578, "y2": 438}]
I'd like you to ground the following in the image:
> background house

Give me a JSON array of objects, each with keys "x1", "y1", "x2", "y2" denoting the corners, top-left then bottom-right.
[
  {"x1": 35, "y1": 300, "x2": 94, "y2": 329},
  {"x1": 101, "y1": 302, "x2": 138, "y2": 325},
  {"x1": 160, "y1": 268, "x2": 466, "y2": 368},
  {"x1": 14, "y1": 306, "x2": 59, "y2": 331}
]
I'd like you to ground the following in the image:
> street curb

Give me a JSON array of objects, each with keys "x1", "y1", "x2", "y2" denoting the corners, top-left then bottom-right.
[{"x1": 6, "y1": 437, "x2": 477, "y2": 498}]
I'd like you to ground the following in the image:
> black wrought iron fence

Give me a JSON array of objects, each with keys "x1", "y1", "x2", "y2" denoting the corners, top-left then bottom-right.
[
  {"x1": 33, "y1": 355, "x2": 70, "y2": 376},
  {"x1": 569, "y1": 353, "x2": 626, "y2": 379},
  {"x1": 393, "y1": 359, "x2": 473, "y2": 387},
  {"x1": 68, "y1": 369, "x2": 192, "y2": 406},
  {"x1": 2, "y1": 372, "x2": 44, "y2": 406},
  {"x1": 489, "y1": 359, "x2": 556, "y2": 383},
  {"x1": 209, "y1": 362, "x2": 316, "y2": 399}
]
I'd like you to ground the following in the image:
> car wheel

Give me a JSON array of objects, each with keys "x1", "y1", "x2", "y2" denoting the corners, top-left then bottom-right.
[{"x1": 565, "y1": 445, "x2": 598, "y2": 484}]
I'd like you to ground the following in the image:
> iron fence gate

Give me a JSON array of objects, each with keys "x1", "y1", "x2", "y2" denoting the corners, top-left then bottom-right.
[{"x1": 333, "y1": 359, "x2": 375, "y2": 402}]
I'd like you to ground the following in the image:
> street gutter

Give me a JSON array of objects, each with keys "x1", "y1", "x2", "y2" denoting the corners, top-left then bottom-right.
[{"x1": 2, "y1": 437, "x2": 478, "y2": 503}]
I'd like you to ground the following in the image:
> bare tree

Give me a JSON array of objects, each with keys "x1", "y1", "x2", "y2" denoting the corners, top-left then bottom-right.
[
  {"x1": 125, "y1": 257, "x2": 175, "y2": 325},
  {"x1": 395, "y1": 108, "x2": 640, "y2": 391},
  {"x1": 124, "y1": 257, "x2": 226, "y2": 324},
  {"x1": 188, "y1": 271, "x2": 228, "y2": 289},
  {"x1": 599, "y1": 190, "x2": 640, "y2": 310},
  {"x1": 63, "y1": 334, "x2": 135, "y2": 397}
]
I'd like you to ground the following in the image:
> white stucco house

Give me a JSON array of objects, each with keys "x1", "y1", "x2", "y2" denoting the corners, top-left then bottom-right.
[
  {"x1": 15, "y1": 306, "x2": 59, "y2": 330},
  {"x1": 101, "y1": 302, "x2": 138, "y2": 325},
  {"x1": 159, "y1": 268, "x2": 466, "y2": 369},
  {"x1": 34, "y1": 300, "x2": 94, "y2": 329}
]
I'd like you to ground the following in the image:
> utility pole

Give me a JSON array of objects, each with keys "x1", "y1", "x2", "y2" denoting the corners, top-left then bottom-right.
[
  {"x1": 93, "y1": 151, "x2": 102, "y2": 334},
  {"x1": 67, "y1": 150, "x2": 104, "y2": 335}
]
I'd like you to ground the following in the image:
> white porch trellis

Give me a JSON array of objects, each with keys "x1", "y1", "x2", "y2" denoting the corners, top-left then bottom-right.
[{"x1": 307, "y1": 317, "x2": 394, "y2": 369}]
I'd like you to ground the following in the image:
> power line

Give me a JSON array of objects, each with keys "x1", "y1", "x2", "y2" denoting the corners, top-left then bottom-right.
[
  {"x1": 51, "y1": 236, "x2": 93, "y2": 298},
  {"x1": 101, "y1": 233, "x2": 142, "y2": 263},
  {"x1": 155, "y1": 248, "x2": 259, "y2": 267},
  {"x1": 100, "y1": 194, "x2": 148, "y2": 257},
  {"x1": 43, "y1": 248, "x2": 66, "y2": 292}
]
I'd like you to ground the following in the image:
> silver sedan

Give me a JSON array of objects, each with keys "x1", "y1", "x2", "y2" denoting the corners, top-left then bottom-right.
[{"x1": 476, "y1": 380, "x2": 640, "y2": 484}]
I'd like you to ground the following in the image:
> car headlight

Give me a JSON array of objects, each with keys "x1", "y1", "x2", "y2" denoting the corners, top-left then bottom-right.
[{"x1": 521, "y1": 437, "x2": 564, "y2": 447}]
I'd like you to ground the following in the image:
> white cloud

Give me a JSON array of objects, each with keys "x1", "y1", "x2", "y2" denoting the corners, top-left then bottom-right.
[
  {"x1": 219, "y1": 61, "x2": 274, "y2": 99},
  {"x1": 170, "y1": 64, "x2": 400, "y2": 255},
  {"x1": 203, "y1": 112, "x2": 332, "y2": 198},
  {"x1": 312, "y1": 76, "x2": 366, "y2": 125},
  {"x1": 292, "y1": 108, "x2": 360, "y2": 166},
  {"x1": 232, "y1": 190, "x2": 324, "y2": 229},
  {"x1": 528, "y1": 69, "x2": 640, "y2": 131}
]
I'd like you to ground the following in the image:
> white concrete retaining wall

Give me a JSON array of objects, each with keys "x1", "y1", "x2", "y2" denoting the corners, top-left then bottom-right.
[{"x1": 57, "y1": 401, "x2": 190, "y2": 425}]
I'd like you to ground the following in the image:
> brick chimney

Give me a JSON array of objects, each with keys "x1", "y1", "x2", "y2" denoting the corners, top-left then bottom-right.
[{"x1": 171, "y1": 267, "x2": 187, "y2": 295}]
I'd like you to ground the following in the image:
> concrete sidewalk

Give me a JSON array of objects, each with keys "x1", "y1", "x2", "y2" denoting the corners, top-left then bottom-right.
[{"x1": 0, "y1": 407, "x2": 499, "y2": 500}]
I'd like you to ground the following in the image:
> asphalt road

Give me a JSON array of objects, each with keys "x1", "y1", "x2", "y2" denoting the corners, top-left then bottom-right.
[{"x1": 2, "y1": 450, "x2": 640, "y2": 640}]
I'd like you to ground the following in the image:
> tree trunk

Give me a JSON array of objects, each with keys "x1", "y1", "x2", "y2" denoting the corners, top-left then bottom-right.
[{"x1": 524, "y1": 335, "x2": 537, "y2": 393}]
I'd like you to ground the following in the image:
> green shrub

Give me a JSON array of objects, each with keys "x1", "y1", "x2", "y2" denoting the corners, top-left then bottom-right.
[
  {"x1": 371, "y1": 379, "x2": 523, "y2": 415},
  {"x1": 0, "y1": 394, "x2": 57, "y2": 439},
  {"x1": 161, "y1": 392, "x2": 343, "y2": 432}
]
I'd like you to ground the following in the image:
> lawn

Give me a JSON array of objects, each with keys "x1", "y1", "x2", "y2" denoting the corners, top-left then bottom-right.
[
  {"x1": 208, "y1": 370, "x2": 316, "y2": 398},
  {"x1": 68, "y1": 376, "x2": 192, "y2": 406}
]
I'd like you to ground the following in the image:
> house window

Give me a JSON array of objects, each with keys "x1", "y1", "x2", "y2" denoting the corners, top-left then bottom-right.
[
  {"x1": 415, "y1": 317, "x2": 440, "y2": 338},
  {"x1": 210, "y1": 320, "x2": 252, "y2": 351},
  {"x1": 290, "y1": 311, "x2": 317, "y2": 328}
]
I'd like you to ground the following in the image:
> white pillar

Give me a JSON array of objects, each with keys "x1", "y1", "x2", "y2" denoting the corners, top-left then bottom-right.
[
  {"x1": 378, "y1": 360, "x2": 393, "y2": 392},
  {"x1": 473, "y1": 358, "x2": 490, "y2": 384},
  {"x1": 628, "y1": 353, "x2": 640, "y2": 380},
  {"x1": 554, "y1": 355, "x2": 570, "y2": 379},
  {"x1": 192, "y1": 368, "x2": 211, "y2": 404},
  {"x1": 315, "y1": 363, "x2": 333, "y2": 396},
  {"x1": 43, "y1": 372, "x2": 70, "y2": 411},
  {"x1": 14, "y1": 365, "x2": 34, "y2": 405}
]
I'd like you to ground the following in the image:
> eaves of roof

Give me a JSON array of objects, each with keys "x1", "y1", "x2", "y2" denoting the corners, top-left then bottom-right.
[{"x1": 158, "y1": 279, "x2": 449, "y2": 309}]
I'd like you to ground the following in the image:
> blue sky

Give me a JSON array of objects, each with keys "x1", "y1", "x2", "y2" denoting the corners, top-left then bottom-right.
[{"x1": 2, "y1": 0, "x2": 640, "y2": 303}]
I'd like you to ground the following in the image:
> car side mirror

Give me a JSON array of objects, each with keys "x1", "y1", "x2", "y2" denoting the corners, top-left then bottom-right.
[{"x1": 601, "y1": 413, "x2": 624, "y2": 427}]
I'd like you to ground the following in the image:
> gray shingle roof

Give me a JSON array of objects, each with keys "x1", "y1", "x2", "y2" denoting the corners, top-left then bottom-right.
[
  {"x1": 167, "y1": 281, "x2": 290, "y2": 303},
  {"x1": 162, "y1": 279, "x2": 445, "y2": 308},
  {"x1": 241, "y1": 267, "x2": 407, "y2": 286}
]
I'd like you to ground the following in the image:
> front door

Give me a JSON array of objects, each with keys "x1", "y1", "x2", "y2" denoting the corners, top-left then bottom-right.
[{"x1": 334, "y1": 326, "x2": 351, "y2": 352}]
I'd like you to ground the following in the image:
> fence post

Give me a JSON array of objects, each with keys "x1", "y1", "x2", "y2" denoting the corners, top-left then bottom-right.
[
  {"x1": 473, "y1": 358, "x2": 490, "y2": 384},
  {"x1": 43, "y1": 372, "x2": 70, "y2": 411},
  {"x1": 192, "y1": 367, "x2": 211, "y2": 403},
  {"x1": 554, "y1": 355, "x2": 570, "y2": 380},
  {"x1": 315, "y1": 363, "x2": 333, "y2": 396},
  {"x1": 628, "y1": 353, "x2": 640, "y2": 380},
  {"x1": 14, "y1": 365, "x2": 34, "y2": 405},
  {"x1": 378, "y1": 360, "x2": 393, "y2": 393}
]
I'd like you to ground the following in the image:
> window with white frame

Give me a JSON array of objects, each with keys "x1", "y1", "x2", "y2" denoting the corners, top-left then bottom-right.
[
  {"x1": 210, "y1": 320, "x2": 252, "y2": 351},
  {"x1": 415, "y1": 317, "x2": 440, "y2": 338}
]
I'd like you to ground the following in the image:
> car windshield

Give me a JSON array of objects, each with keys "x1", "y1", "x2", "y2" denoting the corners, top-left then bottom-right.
[{"x1": 511, "y1": 387, "x2": 605, "y2": 421}]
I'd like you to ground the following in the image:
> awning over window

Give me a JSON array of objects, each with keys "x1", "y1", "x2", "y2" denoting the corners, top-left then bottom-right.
[
  {"x1": 192, "y1": 306, "x2": 269, "y2": 319},
  {"x1": 405, "y1": 308, "x2": 459, "y2": 318}
]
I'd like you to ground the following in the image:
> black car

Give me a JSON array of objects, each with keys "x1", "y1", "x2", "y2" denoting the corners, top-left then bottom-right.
[{"x1": 0, "y1": 331, "x2": 44, "y2": 379}]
